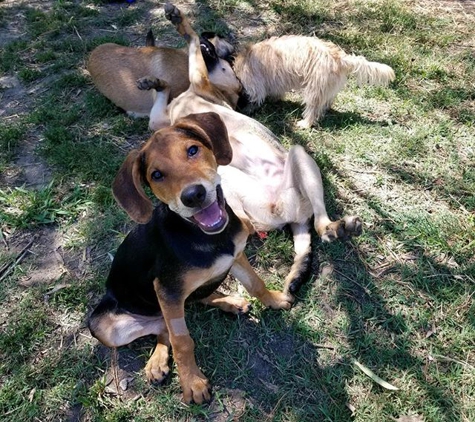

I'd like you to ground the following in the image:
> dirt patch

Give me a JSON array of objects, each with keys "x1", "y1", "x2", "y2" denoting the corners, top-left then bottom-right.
[{"x1": 1, "y1": 225, "x2": 91, "y2": 289}]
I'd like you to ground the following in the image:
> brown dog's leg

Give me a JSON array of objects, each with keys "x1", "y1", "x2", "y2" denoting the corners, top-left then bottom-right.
[
  {"x1": 200, "y1": 291, "x2": 252, "y2": 315},
  {"x1": 153, "y1": 279, "x2": 210, "y2": 404},
  {"x1": 230, "y1": 252, "x2": 294, "y2": 309}
]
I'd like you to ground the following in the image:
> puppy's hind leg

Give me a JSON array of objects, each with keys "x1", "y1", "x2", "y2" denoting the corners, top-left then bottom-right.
[
  {"x1": 136, "y1": 76, "x2": 171, "y2": 130},
  {"x1": 88, "y1": 293, "x2": 171, "y2": 383},
  {"x1": 88, "y1": 293, "x2": 167, "y2": 348},
  {"x1": 231, "y1": 252, "x2": 294, "y2": 310}
]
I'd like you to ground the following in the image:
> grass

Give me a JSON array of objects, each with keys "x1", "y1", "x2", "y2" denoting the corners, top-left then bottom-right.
[{"x1": 0, "y1": 0, "x2": 474, "y2": 421}]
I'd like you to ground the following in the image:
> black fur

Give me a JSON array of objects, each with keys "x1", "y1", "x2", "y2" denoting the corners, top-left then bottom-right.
[
  {"x1": 287, "y1": 251, "x2": 312, "y2": 294},
  {"x1": 199, "y1": 36, "x2": 220, "y2": 72},
  {"x1": 89, "y1": 200, "x2": 243, "y2": 321},
  {"x1": 146, "y1": 29, "x2": 155, "y2": 47}
]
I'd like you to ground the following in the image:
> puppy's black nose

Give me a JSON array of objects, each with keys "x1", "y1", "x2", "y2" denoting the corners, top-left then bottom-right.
[{"x1": 181, "y1": 184, "x2": 206, "y2": 208}]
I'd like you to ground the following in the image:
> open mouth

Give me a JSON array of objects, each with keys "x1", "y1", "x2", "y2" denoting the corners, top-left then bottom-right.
[{"x1": 189, "y1": 185, "x2": 228, "y2": 234}]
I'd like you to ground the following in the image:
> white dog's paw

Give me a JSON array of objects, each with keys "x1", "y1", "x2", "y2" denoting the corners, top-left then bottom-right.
[{"x1": 296, "y1": 119, "x2": 312, "y2": 129}]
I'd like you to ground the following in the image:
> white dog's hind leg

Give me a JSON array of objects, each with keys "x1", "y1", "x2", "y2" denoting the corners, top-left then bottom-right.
[
  {"x1": 282, "y1": 145, "x2": 362, "y2": 241},
  {"x1": 283, "y1": 222, "x2": 312, "y2": 295},
  {"x1": 282, "y1": 145, "x2": 332, "y2": 229}
]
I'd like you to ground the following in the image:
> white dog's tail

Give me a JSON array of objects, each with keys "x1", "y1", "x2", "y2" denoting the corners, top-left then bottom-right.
[{"x1": 342, "y1": 55, "x2": 395, "y2": 86}]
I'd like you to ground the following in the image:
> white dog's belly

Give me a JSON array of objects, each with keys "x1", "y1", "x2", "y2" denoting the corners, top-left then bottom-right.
[{"x1": 219, "y1": 166, "x2": 312, "y2": 231}]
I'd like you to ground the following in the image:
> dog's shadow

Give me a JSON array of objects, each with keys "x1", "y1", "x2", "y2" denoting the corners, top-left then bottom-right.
[{"x1": 252, "y1": 98, "x2": 389, "y2": 139}]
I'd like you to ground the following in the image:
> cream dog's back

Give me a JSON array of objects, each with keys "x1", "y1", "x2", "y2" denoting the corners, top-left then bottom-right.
[{"x1": 88, "y1": 43, "x2": 189, "y2": 116}]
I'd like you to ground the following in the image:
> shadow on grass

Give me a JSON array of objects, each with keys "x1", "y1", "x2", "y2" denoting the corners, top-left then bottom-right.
[{"x1": 381, "y1": 162, "x2": 475, "y2": 212}]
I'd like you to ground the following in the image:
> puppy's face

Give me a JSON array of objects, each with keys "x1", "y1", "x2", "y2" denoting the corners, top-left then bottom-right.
[
  {"x1": 113, "y1": 113, "x2": 233, "y2": 234},
  {"x1": 142, "y1": 129, "x2": 228, "y2": 233}
]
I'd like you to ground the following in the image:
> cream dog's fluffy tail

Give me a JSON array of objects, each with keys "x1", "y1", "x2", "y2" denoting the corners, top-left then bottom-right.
[{"x1": 342, "y1": 55, "x2": 395, "y2": 86}]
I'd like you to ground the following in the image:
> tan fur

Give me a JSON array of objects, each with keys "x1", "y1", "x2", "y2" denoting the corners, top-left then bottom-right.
[
  {"x1": 233, "y1": 35, "x2": 395, "y2": 128},
  {"x1": 88, "y1": 43, "x2": 190, "y2": 116}
]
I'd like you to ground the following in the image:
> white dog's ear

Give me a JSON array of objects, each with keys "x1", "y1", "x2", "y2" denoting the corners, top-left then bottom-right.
[
  {"x1": 174, "y1": 112, "x2": 233, "y2": 166},
  {"x1": 113, "y1": 150, "x2": 154, "y2": 224}
]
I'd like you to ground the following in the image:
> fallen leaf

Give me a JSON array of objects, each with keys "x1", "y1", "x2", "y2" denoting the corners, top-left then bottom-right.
[
  {"x1": 346, "y1": 402, "x2": 356, "y2": 416},
  {"x1": 353, "y1": 359, "x2": 399, "y2": 391}
]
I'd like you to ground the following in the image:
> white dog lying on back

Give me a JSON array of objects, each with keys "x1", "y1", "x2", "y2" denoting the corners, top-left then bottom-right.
[{"x1": 231, "y1": 35, "x2": 395, "y2": 128}]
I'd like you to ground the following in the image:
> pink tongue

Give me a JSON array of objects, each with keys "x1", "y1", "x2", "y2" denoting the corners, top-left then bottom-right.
[{"x1": 193, "y1": 201, "x2": 222, "y2": 227}]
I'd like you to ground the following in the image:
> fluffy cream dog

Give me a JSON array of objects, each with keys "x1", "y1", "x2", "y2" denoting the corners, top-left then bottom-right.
[{"x1": 232, "y1": 35, "x2": 395, "y2": 128}]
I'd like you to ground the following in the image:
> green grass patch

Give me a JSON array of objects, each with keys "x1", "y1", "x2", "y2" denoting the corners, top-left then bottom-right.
[
  {"x1": 0, "y1": 182, "x2": 94, "y2": 229},
  {"x1": 0, "y1": 122, "x2": 26, "y2": 166},
  {"x1": 0, "y1": 0, "x2": 474, "y2": 421}
]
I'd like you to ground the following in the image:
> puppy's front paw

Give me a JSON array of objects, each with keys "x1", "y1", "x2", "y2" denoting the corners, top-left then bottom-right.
[
  {"x1": 164, "y1": 3, "x2": 182, "y2": 25},
  {"x1": 225, "y1": 296, "x2": 252, "y2": 315},
  {"x1": 319, "y1": 216, "x2": 363, "y2": 242},
  {"x1": 180, "y1": 371, "x2": 211, "y2": 404},
  {"x1": 136, "y1": 76, "x2": 168, "y2": 92},
  {"x1": 145, "y1": 347, "x2": 170, "y2": 385}
]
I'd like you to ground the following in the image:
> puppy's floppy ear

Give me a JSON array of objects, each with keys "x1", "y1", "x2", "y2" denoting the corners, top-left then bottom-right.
[
  {"x1": 174, "y1": 112, "x2": 232, "y2": 166},
  {"x1": 113, "y1": 150, "x2": 154, "y2": 224}
]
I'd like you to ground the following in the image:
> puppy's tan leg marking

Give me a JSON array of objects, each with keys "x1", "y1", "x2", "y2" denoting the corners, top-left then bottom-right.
[
  {"x1": 145, "y1": 330, "x2": 171, "y2": 385},
  {"x1": 230, "y1": 253, "x2": 293, "y2": 309},
  {"x1": 200, "y1": 291, "x2": 252, "y2": 314},
  {"x1": 153, "y1": 279, "x2": 210, "y2": 404}
]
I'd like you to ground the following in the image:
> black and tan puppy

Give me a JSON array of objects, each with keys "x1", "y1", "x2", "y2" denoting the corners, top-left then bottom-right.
[{"x1": 88, "y1": 112, "x2": 292, "y2": 404}]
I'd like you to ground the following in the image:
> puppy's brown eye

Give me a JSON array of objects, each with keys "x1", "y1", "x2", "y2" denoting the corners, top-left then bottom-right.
[
  {"x1": 151, "y1": 170, "x2": 163, "y2": 181},
  {"x1": 187, "y1": 145, "x2": 198, "y2": 157}
]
